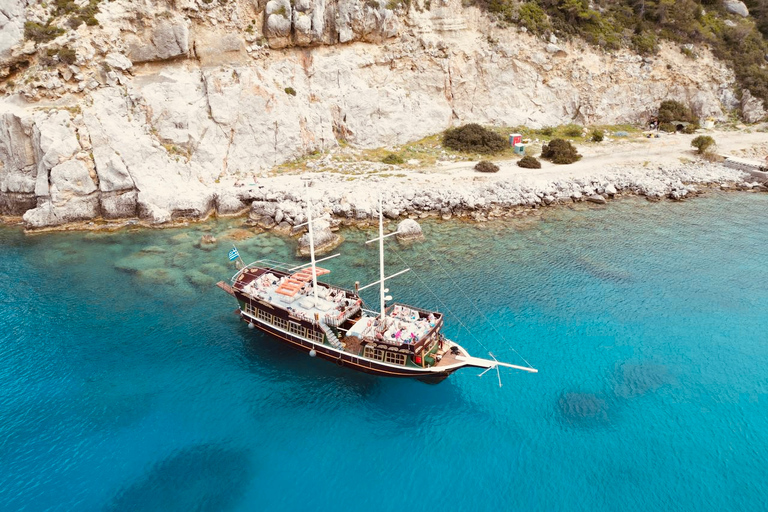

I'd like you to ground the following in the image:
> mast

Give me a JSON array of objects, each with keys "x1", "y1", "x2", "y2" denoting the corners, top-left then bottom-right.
[
  {"x1": 378, "y1": 195, "x2": 385, "y2": 322},
  {"x1": 306, "y1": 183, "x2": 319, "y2": 307}
]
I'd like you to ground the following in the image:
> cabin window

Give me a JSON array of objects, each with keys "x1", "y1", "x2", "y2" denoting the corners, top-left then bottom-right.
[
  {"x1": 307, "y1": 329, "x2": 323, "y2": 344},
  {"x1": 363, "y1": 345, "x2": 385, "y2": 361},
  {"x1": 258, "y1": 309, "x2": 272, "y2": 324},
  {"x1": 384, "y1": 351, "x2": 406, "y2": 365},
  {"x1": 244, "y1": 302, "x2": 256, "y2": 316},
  {"x1": 288, "y1": 321, "x2": 304, "y2": 336},
  {"x1": 273, "y1": 317, "x2": 288, "y2": 331}
]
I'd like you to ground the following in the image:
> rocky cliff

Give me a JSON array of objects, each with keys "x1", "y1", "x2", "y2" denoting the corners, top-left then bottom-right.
[{"x1": 0, "y1": 0, "x2": 764, "y2": 228}]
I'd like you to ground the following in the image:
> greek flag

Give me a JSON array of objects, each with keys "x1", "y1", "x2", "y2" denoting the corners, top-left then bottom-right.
[{"x1": 228, "y1": 247, "x2": 240, "y2": 261}]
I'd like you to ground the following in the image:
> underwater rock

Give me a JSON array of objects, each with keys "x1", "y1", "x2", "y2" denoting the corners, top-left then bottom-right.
[
  {"x1": 221, "y1": 229, "x2": 255, "y2": 242},
  {"x1": 558, "y1": 392, "x2": 609, "y2": 425},
  {"x1": 136, "y1": 268, "x2": 177, "y2": 285},
  {"x1": 114, "y1": 253, "x2": 167, "y2": 274},
  {"x1": 186, "y1": 269, "x2": 216, "y2": 288}
]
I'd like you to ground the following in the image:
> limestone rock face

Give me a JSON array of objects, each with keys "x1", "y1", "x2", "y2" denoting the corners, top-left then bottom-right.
[
  {"x1": 0, "y1": 113, "x2": 37, "y2": 214},
  {"x1": 741, "y1": 90, "x2": 767, "y2": 123},
  {"x1": 127, "y1": 20, "x2": 189, "y2": 63},
  {"x1": 0, "y1": 0, "x2": 25, "y2": 62}
]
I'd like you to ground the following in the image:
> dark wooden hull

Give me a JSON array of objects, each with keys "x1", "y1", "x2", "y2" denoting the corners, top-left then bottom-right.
[{"x1": 239, "y1": 312, "x2": 453, "y2": 384}]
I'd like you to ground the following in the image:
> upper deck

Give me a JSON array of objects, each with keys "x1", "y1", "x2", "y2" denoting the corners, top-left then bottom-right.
[{"x1": 232, "y1": 261, "x2": 362, "y2": 325}]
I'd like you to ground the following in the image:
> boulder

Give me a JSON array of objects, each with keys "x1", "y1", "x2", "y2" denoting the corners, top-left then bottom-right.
[
  {"x1": 104, "y1": 52, "x2": 133, "y2": 71},
  {"x1": 22, "y1": 197, "x2": 99, "y2": 228},
  {"x1": 395, "y1": 218, "x2": 424, "y2": 242},
  {"x1": 740, "y1": 90, "x2": 767, "y2": 124},
  {"x1": 297, "y1": 218, "x2": 342, "y2": 256},
  {"x1": 724, "y1": 1, "x2": 749, "y2": 17},
  {"x1": 50, "y1": 159, "x2": 97, "y2": 197},
  {"x1": 586, "y1": 194, "x2": 607, "y2": 204}
]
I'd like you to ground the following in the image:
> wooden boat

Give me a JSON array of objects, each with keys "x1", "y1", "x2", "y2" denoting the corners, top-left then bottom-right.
[{"x1": 217, "y1": 193, "x2": 536, "y2": 384}]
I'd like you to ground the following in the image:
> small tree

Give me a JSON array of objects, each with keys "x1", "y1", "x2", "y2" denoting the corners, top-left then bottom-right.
[
  {"x1": 517, "y1": 156, "x2": 542, "y2": 169},
  {"x1": 691, "y1": 135, "x2": 716, "y2": 154},
  {"x1": 474, "y1": 160, "x2": 499, "y2": 173},
  {"x1": 541, "y1": 138, "x2": 582, "y2": 164},
  {"x1": 658, "y1": 100, "x2": 697, "y2": 124}
]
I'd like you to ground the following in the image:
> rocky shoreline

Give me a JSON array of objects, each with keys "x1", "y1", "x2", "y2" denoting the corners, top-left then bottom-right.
[{"x1": 6, "y1": 161, "x2": 765, "y2": 245}]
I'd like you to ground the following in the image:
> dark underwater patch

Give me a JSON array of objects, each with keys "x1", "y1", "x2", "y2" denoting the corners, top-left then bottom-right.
[
  {"x1": 613, "y1": 362, "x2": 670, "y2": 399},
  {"x1": 558, "y1": 392, "x2": 610, "y2": 426},
  {"x1": 105, "y1": 443, "x2": 251, "y2": 512}
]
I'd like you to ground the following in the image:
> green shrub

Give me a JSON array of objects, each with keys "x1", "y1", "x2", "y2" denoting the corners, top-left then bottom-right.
[
  {"x1": 474, "y1": 160, "x2": 500, "y2": 173},
  {"x1": 632, "y1": 31, "x2": 658, "y2": 55},
  {"x1": 682, "y1": 122, "x2": 699, "y2": 134},
  {"x1": 691, "y1": 135, "x2": 715, "y2": 154},
  {"x1": 24, "y1": 21, "x2": 65, "y2": 43},
  {"x1": 284, "y1": 87, "x2": 296, "y2": 96},
  {"x1": 541, "y1": 138, "x2": 581, "y2": 165},
  {"x1": 442, "y1": 123, "x2": 507, "y2": 154},
  {"x1": 659, "y1": 122, "x2": 677, "y2": 133},
  {"x1": 518, "y1": 2, "x2": 550, "y2": 34},
  {"x1": 590, "y1": 129, "x2": 604, "y2": 142},
  {"x1": 563, "y1": 124, "x2": 583, "y2": 137},
  {"x1": 57, "y1": 47, "x2": 77, "y2": 65},
  {"x1": 382, "y1": 153, "x2": 405, "y2": 165},
  {"x1": 538, "y1": 126, "x2": 554, "y2": 137},
  {"x1": 658, "y1": 100, "x2": 697, "y2": 124},
  {"x1": 517, "y1": 155, "x2": 541, "y2": 169}
]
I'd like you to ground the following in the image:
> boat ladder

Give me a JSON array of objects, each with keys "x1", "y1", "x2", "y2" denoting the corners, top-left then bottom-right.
[{"x1": 319, "y1": 322, "x2": 344, "y2": 350}]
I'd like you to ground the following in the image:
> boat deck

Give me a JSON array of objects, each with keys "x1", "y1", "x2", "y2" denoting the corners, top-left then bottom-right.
[
  {"x1": 346, "y1": 306, "x2": 439, "y2": 347},
  {"x1": 238, "y1": 270, "x2": 360, "y2": 323}
]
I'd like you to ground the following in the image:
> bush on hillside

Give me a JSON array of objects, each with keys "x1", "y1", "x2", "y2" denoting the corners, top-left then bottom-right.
[
  {"x1": 24, "y1": 22, "x2": 65, "y2": 43},
  {"x1": 517, "y1": 155, "x2": 542, "y2": 169},
  {"x1": 474, "y1": 160, "x2": 500, "y2": 173},
  {"x1": 658, "y1": 100, "x2": 697, "y2": 124},
  {"x1": 691, "y1": 135, "x2": 716, "y2": 154},
  {"x1": 590, "y1": 129, "x2": 604, "y2": 142},
  {"x1": 541, "y1": 138, "x2": 581, "y2": 165},
  {"x1": 659, "y1": 122, "x2": 677, "y2": 133},
  {"x1": 443, "y1": 124, "x2": 507, "y2": 154},
  {"x1": 382, "y1": 153, "x2": 404, "y2": 165}
]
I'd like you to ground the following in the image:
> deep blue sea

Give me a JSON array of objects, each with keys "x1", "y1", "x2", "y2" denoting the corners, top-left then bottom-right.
[{"x1": 1, "y1": 192, "x2": 767, "y2": 512}]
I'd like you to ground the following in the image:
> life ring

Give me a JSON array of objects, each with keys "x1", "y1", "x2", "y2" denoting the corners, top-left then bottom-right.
[{"x1": 336, "y1": 356, "x2": 344, "y2": 367}]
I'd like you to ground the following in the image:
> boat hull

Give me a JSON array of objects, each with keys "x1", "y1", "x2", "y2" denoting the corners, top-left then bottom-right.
[{"x1": 240, "y1": 313, "x2": 453, "y2": 383}]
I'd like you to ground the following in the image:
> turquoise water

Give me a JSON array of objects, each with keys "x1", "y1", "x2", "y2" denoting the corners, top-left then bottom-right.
[{"x1": 1, "y1": 193, "x2": 767, "y2": 511}]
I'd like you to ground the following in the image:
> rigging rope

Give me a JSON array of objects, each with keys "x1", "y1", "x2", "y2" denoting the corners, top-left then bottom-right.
[{"x1": 389, "y1": 244, "x2": 535, "y2": 369}]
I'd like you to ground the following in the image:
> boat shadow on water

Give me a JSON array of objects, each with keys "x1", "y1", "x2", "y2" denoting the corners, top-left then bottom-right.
[{"x1": 236, "y1": 324, "x2": 470, "y2": 413}]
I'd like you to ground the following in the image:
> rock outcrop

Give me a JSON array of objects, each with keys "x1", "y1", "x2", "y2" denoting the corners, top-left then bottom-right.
[
  {"x1": 396, "y1": 218, "x2": 424, "y2": 242},
  {"x1": 0, "y1": 0, "x2": 765, "y2": 229}
]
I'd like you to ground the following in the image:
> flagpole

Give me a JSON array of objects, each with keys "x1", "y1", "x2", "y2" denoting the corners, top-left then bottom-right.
[{"x1": 231, "y1": 244, "x2": 244, "y2": 269}]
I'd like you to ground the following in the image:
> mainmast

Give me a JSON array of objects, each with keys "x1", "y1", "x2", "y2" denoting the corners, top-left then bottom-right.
[
  {"x1": 378, "y1": 196, "x2": 386, "y2": 322},
  {"x1": 306, "y1": 183, "x2": 319, "y2": 307}
]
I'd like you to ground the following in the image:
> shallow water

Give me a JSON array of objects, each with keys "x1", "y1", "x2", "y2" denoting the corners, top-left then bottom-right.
[{"x1": 1, "y1": 193, "x2": 767, "y2": 511}]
